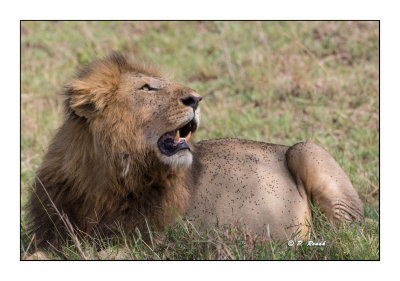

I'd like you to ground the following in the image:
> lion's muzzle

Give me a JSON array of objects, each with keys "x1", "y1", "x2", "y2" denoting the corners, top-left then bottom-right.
[{"x1": 157, "y1": 118, "x2": 197, "y2": 156}]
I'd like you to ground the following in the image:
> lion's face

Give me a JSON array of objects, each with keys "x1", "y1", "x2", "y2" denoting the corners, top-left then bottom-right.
[
  {"x1": 66, "y1": 54, "x2": 201, "y2": 170},
  {"x1": 123, "y1": 74, "x2": 202, "y2": 168}
]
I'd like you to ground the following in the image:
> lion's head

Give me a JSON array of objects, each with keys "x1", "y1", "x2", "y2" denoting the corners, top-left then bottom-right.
[{"x1": 65, "y1": 52, "x2": 202, "y2": 170}]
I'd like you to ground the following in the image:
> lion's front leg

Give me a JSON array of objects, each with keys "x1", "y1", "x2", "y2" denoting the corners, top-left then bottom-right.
[{"x1": 285, "y1": 142, "x2": 363, "y2": 223}]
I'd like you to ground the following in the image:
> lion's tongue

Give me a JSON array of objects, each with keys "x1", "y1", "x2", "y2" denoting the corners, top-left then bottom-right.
[{"x1": 162, "y1": 130, "x2": 191, "y2": 147}]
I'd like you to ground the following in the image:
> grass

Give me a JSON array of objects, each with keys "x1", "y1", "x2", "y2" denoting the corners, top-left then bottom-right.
[
  {"x1": 21, "y1": 21, "x2": 379, "y2": 260},
  {"x1": 21, "y1": 205, "x2": 378, "y2": 260}
]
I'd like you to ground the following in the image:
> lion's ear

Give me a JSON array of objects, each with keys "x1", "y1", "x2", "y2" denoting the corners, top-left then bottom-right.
[
  {"x1": 69, "y1": 96, "x2": 97, "y2": 118},
  {"x1": 65, "y1": 85, "x2": 99, "y2": 119},
  {"x1": 65, "y1": 77, "x2": 111, "y2": 119}
]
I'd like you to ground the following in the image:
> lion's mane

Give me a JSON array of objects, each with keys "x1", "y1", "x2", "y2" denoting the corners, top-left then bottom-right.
[{"x1": 26, "y1": 53, "x2": 190, "y2": 248}]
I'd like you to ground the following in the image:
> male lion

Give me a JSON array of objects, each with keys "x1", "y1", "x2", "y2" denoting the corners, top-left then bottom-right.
[{"x1": 26, "y1": 52, "x2": 363, "y2": 252}]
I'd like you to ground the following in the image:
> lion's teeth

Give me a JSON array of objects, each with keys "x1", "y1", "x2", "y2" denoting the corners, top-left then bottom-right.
[
  {"x1": 174, "y1": 130, "x2": 180, "y2": 142},
  {"x1": 185, "y1": 131, "x2": 191, "y2": 142}
]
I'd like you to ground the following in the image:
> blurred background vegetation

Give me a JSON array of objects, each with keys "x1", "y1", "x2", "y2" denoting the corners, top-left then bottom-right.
[{"x1": 21, "y1": 21, "x2": 379, "y2": 260}]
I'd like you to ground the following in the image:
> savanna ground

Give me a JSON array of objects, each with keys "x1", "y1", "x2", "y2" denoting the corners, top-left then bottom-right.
[{"x1": 20, "y1": 21, "x2": 379, "y2": 260}]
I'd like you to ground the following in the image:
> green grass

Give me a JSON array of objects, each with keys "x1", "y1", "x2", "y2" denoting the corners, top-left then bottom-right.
[{"x1": 21, "y1": 21, "x2": 379, "y2": 260}]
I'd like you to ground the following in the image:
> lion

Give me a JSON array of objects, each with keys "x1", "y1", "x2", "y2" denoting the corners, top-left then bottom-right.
[{"x1": 25, "y1": 52, "x2": 363, "y2": 253}]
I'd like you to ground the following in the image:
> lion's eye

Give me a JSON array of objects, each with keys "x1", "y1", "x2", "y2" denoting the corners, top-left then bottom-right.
[{"x1": 139, "y1": 84, "x2": 157, "y2": 91}]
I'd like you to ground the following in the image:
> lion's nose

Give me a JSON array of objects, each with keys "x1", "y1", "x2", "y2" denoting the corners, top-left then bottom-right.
[{"x1": 180, "y1": 95, "x2": 202, "y2": 110}]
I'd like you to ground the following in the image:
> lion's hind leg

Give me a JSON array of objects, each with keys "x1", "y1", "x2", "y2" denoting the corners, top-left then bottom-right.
[{"x1": 285, "y1": 142, "x2": 363, "y2": 224}]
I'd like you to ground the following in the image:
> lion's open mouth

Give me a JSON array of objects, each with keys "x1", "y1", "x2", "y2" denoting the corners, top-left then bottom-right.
[{"x1": 158, "y1": 118, "x2": 197, "y2": 156}]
